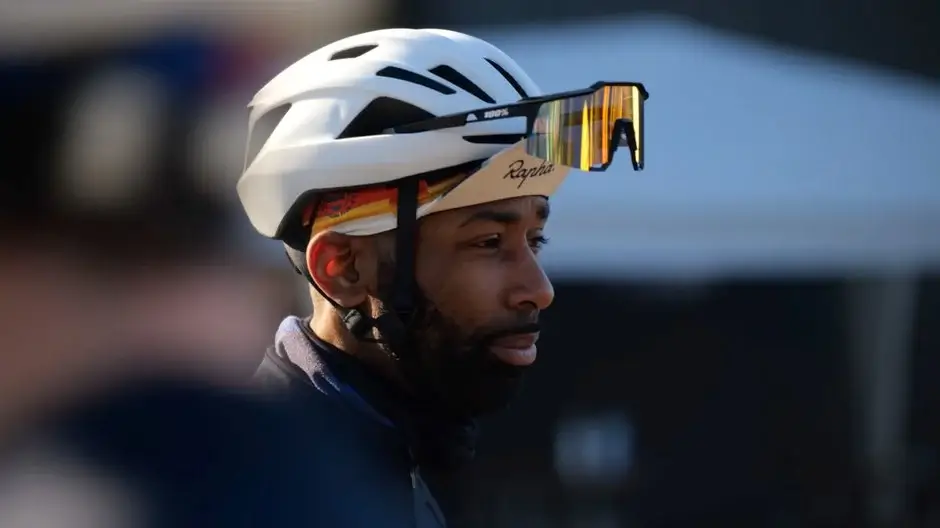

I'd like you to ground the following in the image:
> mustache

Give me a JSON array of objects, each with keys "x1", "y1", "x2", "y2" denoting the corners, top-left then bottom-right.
[{"x1": 478, "y1": 321, "x2": 541, "y2": 345}]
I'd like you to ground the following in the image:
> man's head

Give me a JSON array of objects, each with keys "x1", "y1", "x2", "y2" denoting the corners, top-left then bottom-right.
[
  {"x1": 307, "y1": 194, "x2": 554, "y2": 416},
  {"x1": 237, "y1": 28, "x2": 554, "y2": 416},
  {"x1": 237, "y1": 28, "x2": 647, "y2": 418}
]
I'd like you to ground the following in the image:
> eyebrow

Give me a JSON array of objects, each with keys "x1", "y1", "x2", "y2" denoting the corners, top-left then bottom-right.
[{"x1": 458, "y1": 202, "x2": 550, "y2": 228}]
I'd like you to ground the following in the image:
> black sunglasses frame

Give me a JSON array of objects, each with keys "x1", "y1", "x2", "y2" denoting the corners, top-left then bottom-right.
[{"x1": 387, "y1": 81, "x2": 649, "y2": 171}]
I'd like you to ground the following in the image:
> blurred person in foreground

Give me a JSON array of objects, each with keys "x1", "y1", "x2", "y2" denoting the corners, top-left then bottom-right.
[
  {"x1": 238, "y1": 28, "x2": 649, "y2": 525},
  {"x1": 0, "y1": 36, "x2": 292, "y2": 527}
]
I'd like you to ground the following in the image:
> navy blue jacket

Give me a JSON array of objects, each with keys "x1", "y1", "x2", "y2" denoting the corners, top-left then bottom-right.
[{"x1": 251, "y1": 316, "x2": 459, "y2": 528}]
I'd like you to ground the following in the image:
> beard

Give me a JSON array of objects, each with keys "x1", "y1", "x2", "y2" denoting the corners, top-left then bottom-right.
[{"x1": 380, "y1": 288, "x2": 540, "y2": 418}]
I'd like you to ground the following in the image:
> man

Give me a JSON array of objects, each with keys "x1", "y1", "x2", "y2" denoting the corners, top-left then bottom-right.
[{"x1": 238, "y1": 28, "x2": 649, "y2": 526}]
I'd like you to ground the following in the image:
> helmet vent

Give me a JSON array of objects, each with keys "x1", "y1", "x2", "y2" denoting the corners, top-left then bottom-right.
[
  {"x1": 428, "y1": 65, "x2": 495, "y2": 104},
  {"x1": 245, "y1": 103, "x2": 290, "y2": 169},
  {"x1": 337, "y1": 97, "x2": 434, "y2": 139},
  {"x1": 485, "y1": 59, "x2": 529, "y2": 99},
  {"x1": 376, "y1": 66, "x2": 456, "y2": 95},
  {"x1": 329, "y1": 44, "x2": 378, "y2": 61},
  {"x1": 462, "y1": 134, "x2": 524, "y2": 145}
]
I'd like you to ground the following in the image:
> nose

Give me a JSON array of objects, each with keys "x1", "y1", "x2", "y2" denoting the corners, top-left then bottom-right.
[{"x1": 506, "y1": 255, "x2": 555, "y2": 311}]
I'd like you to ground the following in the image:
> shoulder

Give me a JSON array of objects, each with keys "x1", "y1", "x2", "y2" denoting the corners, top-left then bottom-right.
[
  {"x1": 5, "y1": 373, "x2": 423, "y2": 526},
  {"x1": 49, "y1": 378, "x2": 287, "y2": 494},
  {"x1": 56, "y1": 377, "x2": 276, "y2": 454},
  {"x1": 47, "y1": 364, "x2": 431, "y2": 526}
]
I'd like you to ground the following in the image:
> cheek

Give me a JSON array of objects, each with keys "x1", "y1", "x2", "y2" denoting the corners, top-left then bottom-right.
[{"x1": 416, "y1": 257, "x2": 503, "y2": 332}]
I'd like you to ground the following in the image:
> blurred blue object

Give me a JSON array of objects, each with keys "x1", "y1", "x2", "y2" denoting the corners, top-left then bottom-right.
[{"x1": 113, "y1": 31, "x2": 217, "y2": 100}]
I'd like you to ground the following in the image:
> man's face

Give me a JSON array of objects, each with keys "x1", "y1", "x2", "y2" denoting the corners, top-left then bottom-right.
[{"x1": 398, "y1": 196, "x2": 555, "y2": 417}]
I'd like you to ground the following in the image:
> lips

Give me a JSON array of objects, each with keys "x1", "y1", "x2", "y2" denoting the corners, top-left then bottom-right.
[{"x1": 488, "y1": 332, "x2": 540, "y2": 366}]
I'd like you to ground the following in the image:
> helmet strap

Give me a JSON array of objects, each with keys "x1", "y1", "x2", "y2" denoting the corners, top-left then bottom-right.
[{"x1": 286, "y1": 177, "x2": 420, "y2": 351}]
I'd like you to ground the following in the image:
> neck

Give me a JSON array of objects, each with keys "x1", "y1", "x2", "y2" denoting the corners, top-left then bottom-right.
[{"x1": 309, "y1": 308, "x2": 411, "y2": 392}]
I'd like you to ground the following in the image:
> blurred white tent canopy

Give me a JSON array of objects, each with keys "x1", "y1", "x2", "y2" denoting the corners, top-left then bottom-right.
[
  {"x1": 478, "y1": 21, "x2": 931, "y2": 526},
  {"x1": 475, "y1": 16, "x2": 940, "y2": 280}
]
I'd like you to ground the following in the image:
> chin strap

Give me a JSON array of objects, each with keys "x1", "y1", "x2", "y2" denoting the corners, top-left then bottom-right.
[
  {"x1": 339, "y1": 176, "x2": 418, "y2": 352},
  {"x1": 285, "y1": 177, "x2": 419, "y2": 352}
]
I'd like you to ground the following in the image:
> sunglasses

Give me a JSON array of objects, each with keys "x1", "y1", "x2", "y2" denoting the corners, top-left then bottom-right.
[{"x1": 387, "y1": 81, "x2": 648, "y2": 171}]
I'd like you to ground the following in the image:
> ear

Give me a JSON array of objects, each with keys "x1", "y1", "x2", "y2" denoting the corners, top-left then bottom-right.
[{"x1": 306, "y1": 231, "x2": 375, "y2": 308}]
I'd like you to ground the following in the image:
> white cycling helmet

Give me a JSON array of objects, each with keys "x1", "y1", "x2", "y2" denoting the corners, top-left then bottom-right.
[{"x1": 237, "y1": 28, "x2": 550, "y2": 242}]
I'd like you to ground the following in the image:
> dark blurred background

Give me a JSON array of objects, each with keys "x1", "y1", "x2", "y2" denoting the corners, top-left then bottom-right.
[{"x1": 1, "y1": 1, "x2": 938, "y2": 527}]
